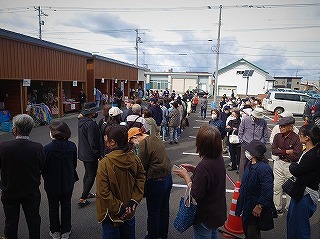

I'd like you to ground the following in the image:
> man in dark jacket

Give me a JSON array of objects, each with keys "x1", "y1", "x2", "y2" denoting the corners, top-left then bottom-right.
[
  {"x1": 148, "y1": 98, "x2": 163, "y2": 127},
  {"x1": 0, "y1": 114, "x2": 44, "y2": 239},
  {"x1": 78, "y1": 102, "x2": 102, "y2": 207}
]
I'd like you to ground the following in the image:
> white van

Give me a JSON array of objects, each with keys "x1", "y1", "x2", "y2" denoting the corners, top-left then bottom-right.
[{"x1": 264, "y1": 91, "x2": 311, "y2": 115}]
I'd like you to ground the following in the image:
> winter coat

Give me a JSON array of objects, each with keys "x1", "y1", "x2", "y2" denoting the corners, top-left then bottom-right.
[
  {"x1": 96, "y1": 149, "x2": 146, "y2": 225},
  {"x1": 42, "y1": 139, "x2": 78, "y2": 195},
  {"x1": 78, "y1": 116, "x2": 103, "y2": 162},
  {"x1": 236, "y1": 161, "x2": 274, "y2": 225}
]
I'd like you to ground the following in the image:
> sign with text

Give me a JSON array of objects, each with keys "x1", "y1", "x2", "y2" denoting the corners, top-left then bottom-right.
[
  {"x1": 23, "y1": 79, "x2": 31, "y2": 87},
  {"x1": 73, "y1": 81, "x2": 78, "y2": 86}
]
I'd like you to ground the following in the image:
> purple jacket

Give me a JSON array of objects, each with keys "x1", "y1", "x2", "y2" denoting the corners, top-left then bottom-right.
[{"x1": 238, "y1": 116, "x2": 268, "y2": 145}]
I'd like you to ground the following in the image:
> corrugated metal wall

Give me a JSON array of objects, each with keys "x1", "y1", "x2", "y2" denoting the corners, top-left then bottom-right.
[
  {"x1": 94, "y1": 59, "x2": 137, "y2": 81},
  {"x1": 0, "y1": 37, "x2": 87, "y2": 81}
]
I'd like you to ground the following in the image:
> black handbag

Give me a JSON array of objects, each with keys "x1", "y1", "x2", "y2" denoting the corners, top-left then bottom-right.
[{"x1": 282, "y1": 176, "x2": 296, "y2": 198}]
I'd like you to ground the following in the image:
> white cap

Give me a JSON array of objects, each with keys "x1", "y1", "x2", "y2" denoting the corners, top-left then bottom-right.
[
  {"x1": 109, "y1": 107, "x2": 123, "y2": 117},
  {"x1": 279, "y1": 111, "x2": 293, "y2": 118},
  {"x1": 251, "y1": 107, "x2": 264, "y2": 119}
]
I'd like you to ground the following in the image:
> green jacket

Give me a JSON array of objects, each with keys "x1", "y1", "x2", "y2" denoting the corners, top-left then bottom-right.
[
  {"x1": 96, "y1": 149, "x2": 146, "y2": 225},
  {"x1": 138, "y1": 135, "x2": 172, "y2": 180}
]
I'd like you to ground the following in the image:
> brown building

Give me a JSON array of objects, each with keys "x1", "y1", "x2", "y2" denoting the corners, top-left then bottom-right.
[
  {"x1": 0, "y1": 28, "x2": 144, "y2": 118},
  {"x1": 88, "y1": 55, "x2": 143, "y2": 103},
  {"x1": 273, "y1": 76, "x2": 302, "y2": 90}
]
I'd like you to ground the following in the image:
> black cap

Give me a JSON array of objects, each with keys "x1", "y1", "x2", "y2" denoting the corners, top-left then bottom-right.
[{"x1": 244, "y1": 140, "x2": 266, "y2": 158}]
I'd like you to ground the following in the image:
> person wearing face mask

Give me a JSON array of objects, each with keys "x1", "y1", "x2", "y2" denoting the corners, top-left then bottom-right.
[
  {"x1": 220, "y1": 105, "x2": 232, "y2": 153},
  {"x1": 226, "y1": 110, "x2": 242, "y2": 172},
  {"x1": 209, "y1": 109, "x2": 225, "y2": 137},
  {"x1": 238, "y1": 107, "x2": 269, "y2": 180},
  {"x1": 78, "y1": 102, "x2": 103, "y2": 207},
  {"x1": 43, "y1": 121, "x2": 78, "y2": 239},
  {"x1": 235, "y1": 140, "x2": 275, "y2": 239},
  {"x1": 128, "y1": 127, "x2": 172, "y2": 239}
]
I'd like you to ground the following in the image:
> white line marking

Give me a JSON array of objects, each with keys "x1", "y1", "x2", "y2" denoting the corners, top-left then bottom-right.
[
  {"x1": 193, "y1": 126, "x2": 200, "y2": 129},
  {"x1": 189, "y1": 136, "x2": 196, "y2": 139},
  {"x1": 183, "y1": 152, "x2": 230, "y2": 158},
  {"x1": 182, "y1": 152, "x2": 199, "y2": 156},
  {"x1": 172, "y1": 185, "x2": 320, "y2": 201},
  {"x1": 195, "y1": 120, "x2": 208, "y2": 123}
]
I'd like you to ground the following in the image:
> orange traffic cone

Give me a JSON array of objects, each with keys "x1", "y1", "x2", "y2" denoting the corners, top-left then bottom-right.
[
  {"x1": 273, "y1": 111, "x2": 279, "y2": 122},
  {"x1": 223, "y1": 181, "x2": 244, "y2": 238}
]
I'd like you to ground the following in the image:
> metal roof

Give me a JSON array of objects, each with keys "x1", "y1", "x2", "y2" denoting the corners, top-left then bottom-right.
[
  {"x1": 93, "y1": 54, "x2": 148, "y2": 71},
  {"x1": 0, "y1": 28, "x2": 150, "y2": 71},
  {"x1": 217, "y1": 58, "x2": 269, "y2": 75},
  {"x1": 0, "y1": 28, "x2": 92, "y2": 57}
]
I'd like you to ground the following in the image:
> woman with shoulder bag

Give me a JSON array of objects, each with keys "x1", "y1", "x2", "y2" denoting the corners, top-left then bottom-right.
[
  {"x1": 174, "y1": 125, "x2": 227, "y2": 239},
  {"x1": 226, "y1": 110, "x2": 241, "y2": 172},
  {"x1": 286, "y1": 124, "x2": 320, "y2": 239}
]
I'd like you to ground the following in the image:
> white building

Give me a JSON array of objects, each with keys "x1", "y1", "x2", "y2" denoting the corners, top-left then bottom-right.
[
  {"x1": 144, "y1": 71, "x2": 212, "y2": 94},
  {"x1": 216, "y1": 58, "x2": 274, "y2": 97}
]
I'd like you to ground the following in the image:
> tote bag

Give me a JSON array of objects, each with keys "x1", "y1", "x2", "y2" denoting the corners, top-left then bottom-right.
[
  {"x1": 174, "y1": 187, "x2": 197, "y2": 233},
  {"x1": 229, "y1": 130, "x2": 240, "y2": 144}
]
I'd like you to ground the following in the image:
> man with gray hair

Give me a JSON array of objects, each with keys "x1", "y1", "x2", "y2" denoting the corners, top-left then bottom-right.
[
  {"x1": 126, "y1": 104, "x2": 150, "y2": 133},
  {"x1": 0, "y1": 114, "x2": 44, "y2": 239}
]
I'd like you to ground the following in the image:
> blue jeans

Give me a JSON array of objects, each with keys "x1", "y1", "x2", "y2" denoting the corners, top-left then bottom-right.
[
  {"x1": 193, "y1": 223, "x2": 218, "y2": 239},
  {"x1": 169, "y1": 126, "x2": 178, "y2": 143},
  {"x1": 161, "y1": 125, "x2": 167, "y2": 140},
  {"x1": 102, "y1": 217, "x2": 135, "y2": 239},
  {"x1": 145, "y1": 174, "x2": 173, "y2": 239},
  {"x1": 287, "y1": 194, "x2": 317, "y2": 239},
  {"x1": 200, "y1": 108, "x2": 207, "y2": 119}
]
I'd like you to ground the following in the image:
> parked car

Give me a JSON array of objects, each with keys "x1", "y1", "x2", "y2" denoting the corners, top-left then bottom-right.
[
  {"x1": 303, "y1": 98, "x2": 320, "y2": 127},
  {"x1": 264, "y1": 91, "x2": 311, "y2": 115},
  {"x1": 192, "y1": 89, "x2": 209, "y2": 97}
]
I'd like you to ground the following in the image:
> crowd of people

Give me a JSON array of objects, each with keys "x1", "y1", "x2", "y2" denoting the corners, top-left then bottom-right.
[{"x1": 0, "y1": 88, "x2": 319, "y2": 239}]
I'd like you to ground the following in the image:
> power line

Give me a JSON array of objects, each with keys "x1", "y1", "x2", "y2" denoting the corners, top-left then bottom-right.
[{"x1": 1, "y1": 3, "x2": 319, "y2": 13}]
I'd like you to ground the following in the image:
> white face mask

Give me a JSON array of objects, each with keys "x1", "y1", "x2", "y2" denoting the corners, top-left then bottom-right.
[
  {"x1": 245, "y1": 150, "x2": 253, "y2": 161},
  {"x1": 211, "y1": 114, "x2": 217, "y2": 120}
]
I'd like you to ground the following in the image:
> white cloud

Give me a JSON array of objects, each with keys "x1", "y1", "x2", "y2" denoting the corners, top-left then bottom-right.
[{"x1": 0, "y1": 0, "x2": 319, "y2": 80}]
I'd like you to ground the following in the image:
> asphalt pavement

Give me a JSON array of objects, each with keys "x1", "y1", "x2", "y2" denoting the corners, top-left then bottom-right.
[{"x1": 0, "y1": 103, "x2": 319, "y2": 239}]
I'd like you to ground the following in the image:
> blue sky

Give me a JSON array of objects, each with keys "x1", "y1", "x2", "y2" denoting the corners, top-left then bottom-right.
[{"x1": 0, "y1": 0, "x2": 319, "y2": 81}]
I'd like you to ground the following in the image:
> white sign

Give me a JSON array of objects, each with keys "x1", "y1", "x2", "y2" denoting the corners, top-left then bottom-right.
[
  {"x1": 101, "y1": 78, "x2": 105, "y2": 83},
  {"x1": 23, "y1": 79, "x2": 31, "y2": 87},
  {"x1": 73, "y1": 81, "x2": 77, "y2": 86},
  {"x1": 71, "y1": 104, "x2": 75, "y2": 110}
]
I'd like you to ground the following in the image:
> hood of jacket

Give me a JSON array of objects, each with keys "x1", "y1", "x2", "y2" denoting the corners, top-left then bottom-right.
[
  {"x1": 78, "y1": 116, "x2": 93, "y2": 128},
  {"x1": 106, "y1": 149, "x2": 136, "y2": 169}
]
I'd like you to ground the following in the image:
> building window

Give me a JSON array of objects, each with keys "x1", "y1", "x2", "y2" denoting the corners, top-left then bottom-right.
[
  {"x1": 150, "y1": 79, "x2": 168, "y2": 90},
  {"x1": 236, "y1": 71, "x2": 244, "y2": 75}
]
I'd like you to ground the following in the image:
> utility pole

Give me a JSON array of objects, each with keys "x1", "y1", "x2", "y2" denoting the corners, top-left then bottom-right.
[
  {"x1": 34, "y1": 6, "x2": 48, "y2": 40},
  {"x1": 135, "y1": 29, "x2": 143, "y2": 67},
  {"x1": 213, "y1": 5, "x2": 222, "y2": 105}
]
